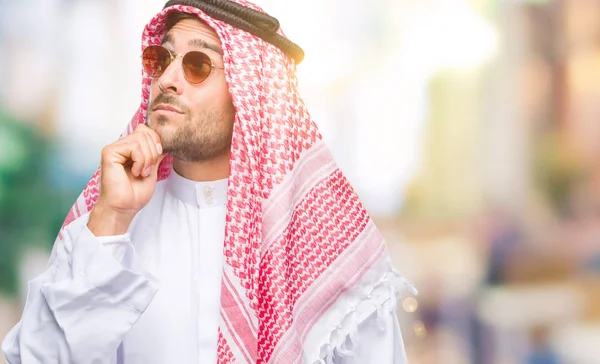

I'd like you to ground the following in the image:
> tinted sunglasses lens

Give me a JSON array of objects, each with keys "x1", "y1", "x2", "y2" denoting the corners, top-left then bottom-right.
[
  {"x1": 182, "y1": 51, "x2": 212, "y2": 83},
  {"x1": 142, "y1": 46, "x2": 170, "y2": 77}
]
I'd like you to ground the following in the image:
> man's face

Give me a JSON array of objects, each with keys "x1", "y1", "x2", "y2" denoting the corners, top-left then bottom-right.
[{"x1": 147, "y1": 18, "x2": 235, "y2": 162}]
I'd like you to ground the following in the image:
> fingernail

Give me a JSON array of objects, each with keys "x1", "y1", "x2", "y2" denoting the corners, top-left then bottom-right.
[
  {"x1": 156, "y1": 143, "x2": 163, "y2": 155},
  {"x1": 143, "y1": 167, "x2": 151, "y2": 177}
]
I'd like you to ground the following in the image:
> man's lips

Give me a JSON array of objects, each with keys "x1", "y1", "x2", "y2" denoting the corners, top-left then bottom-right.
[{"x1": 153, "y1": 104, "x2": 183, "y2": 114}]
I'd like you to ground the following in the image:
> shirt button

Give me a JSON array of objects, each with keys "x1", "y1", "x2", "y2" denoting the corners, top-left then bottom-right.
[{"x1": 204, "y1": 186, "x2": 214, "y2": 205}]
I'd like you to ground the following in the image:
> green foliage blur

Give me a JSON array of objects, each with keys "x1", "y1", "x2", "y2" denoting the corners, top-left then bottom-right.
[{"x1": 0, "y1": 108, "x2": 75, "y2": 296}]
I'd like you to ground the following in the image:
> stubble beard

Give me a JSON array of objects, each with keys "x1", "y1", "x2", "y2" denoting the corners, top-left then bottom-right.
[
  {"x1": 148, "y1": 93, "x2": 235, "y2": 162},
  {"x1": 155, "y1": 106, "x2": 234, "y2": 162}
]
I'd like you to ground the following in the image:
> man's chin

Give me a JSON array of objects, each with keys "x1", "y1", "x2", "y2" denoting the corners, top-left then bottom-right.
[{"x1": 149, "y1": 118, "x2": 176, "y2": 137}]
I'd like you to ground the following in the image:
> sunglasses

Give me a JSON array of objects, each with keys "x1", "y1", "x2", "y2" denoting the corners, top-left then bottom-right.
[{"x1": 141, "y1": 45, "x2": 223, "y2": 84}]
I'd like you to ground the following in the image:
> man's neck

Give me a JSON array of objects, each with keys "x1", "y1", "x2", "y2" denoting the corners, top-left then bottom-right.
[{"x1": 172, "y1": 152, "x2": 230, "y2": 182}]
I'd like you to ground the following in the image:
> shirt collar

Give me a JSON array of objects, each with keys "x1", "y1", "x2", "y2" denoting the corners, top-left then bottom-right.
[{"x1": 166, "y1": 167, "x2": 228, "y2": 208}]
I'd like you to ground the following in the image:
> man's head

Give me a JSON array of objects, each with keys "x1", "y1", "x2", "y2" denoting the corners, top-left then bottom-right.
[{"x1": 146, "y1": 12, "x2": 235, "y2": 163}]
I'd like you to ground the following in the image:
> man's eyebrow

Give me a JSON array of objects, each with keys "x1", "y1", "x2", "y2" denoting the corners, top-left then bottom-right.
[
  {"x1": 188, "y1": 38, "x2": 222, "y2": 55},
  {"x1": 161, "y1": 33, "x2": 173, "y2": 45},
  {"x1": 160, "y1": 33, "x2": 223, "y2": 55}
]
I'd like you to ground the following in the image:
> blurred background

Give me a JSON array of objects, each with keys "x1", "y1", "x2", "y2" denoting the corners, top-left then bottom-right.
[{"x1": 1, "y1": 0, "x2": 600, "y2": 362}]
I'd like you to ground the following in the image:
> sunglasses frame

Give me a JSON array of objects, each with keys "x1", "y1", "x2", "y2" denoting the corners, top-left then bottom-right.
[{"x1": 141, "y1": 45, "x2": 224, "y2": 84}]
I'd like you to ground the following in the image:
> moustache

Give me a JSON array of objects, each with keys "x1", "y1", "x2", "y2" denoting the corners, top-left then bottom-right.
[{"x1": 148, "y1": 93, "x2": 189, "y2": 114}]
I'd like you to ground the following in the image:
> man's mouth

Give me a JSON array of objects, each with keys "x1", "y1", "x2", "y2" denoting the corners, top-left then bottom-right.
[{"x1": 153, "y1": 104, "x2": 184, "y2": 114}]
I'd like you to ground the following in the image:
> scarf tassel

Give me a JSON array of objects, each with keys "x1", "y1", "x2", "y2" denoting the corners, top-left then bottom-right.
[{"x1": 313, "y1": 271, "x2": 417, "y2": 363}]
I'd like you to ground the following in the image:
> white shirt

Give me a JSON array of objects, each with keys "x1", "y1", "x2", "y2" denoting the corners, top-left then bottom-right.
[{"x1": 2, "y1": 168, "x2": 408, "y2": 364}]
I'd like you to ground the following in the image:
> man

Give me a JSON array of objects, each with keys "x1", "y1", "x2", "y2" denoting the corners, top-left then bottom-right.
[{"x1": 2, "y1": 0, "x2": 416, "y2": 363}]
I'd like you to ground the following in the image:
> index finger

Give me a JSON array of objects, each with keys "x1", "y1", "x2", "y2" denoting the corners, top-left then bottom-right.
[{"x1": 135, "y1": 124, "x2": 161, "y2": 146}]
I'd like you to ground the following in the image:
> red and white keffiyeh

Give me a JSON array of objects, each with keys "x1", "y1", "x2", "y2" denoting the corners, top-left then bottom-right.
[{"x1": 52, "y1": 2, "x2": 415, "y2": 363}]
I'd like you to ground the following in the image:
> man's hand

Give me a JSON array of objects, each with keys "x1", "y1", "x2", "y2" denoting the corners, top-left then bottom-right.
[{"x1": 88, "y1": 124, "x2": 165, "y2": 236}]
